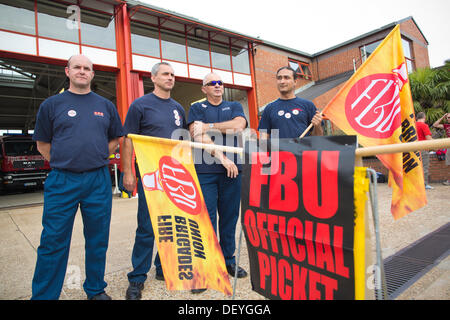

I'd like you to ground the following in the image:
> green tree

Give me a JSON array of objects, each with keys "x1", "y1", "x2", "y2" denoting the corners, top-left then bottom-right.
[{"x1": 409, "y1": 61, "x2": 450, "y2": 128}]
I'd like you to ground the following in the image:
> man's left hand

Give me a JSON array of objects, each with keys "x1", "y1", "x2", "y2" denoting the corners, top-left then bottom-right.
[{"x1": 311, "y1": 111, "x2": 323, "y2": 126}]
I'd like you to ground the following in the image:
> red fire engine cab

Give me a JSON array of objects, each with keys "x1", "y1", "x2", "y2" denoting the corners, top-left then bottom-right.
[{"x1": 0, "y1": 135, "x2": 51, "y2": 192}]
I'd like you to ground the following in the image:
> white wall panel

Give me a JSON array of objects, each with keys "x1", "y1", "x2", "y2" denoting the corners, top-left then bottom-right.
[
  {"x1": 163, "y1": 60, "x2": 188, "y2": 78},
  {"x1": 189, "y1": 65, "x2": 211, "y2": 81},
  {"x1": 81, "y1": 46, "x2": 117, "y2": 67},
  {"x1": 0, "y1": 31, "x2": 36, "y2": 55},
  {"x1": 212, "y1": 69, "x2": 233, "y2": 84},
  {"x1": 233, "y1": 73, "x2": 252, "y2": 87},
  {"x1": 38, "y1": 38, "x2": 79, "y2": 61},
  {"x1": 132, "y1": 54, "x2": 161, "y2": 73}
]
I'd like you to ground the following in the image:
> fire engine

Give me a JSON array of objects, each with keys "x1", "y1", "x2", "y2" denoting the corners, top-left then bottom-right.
[{"x1": 0, "y1": 135, "x2": 51, "y2": 192}]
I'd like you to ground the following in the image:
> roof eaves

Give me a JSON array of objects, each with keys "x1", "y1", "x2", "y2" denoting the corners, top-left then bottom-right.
[
  {"x1": 312, "y1": 16, "x2": 428, "y2": 57},
  {"x1": 126, "y1": 0, "x2": 263, "y2": 43},
  {"x1": 258, "y1": 39, "x2": 314, "y2": 58}
]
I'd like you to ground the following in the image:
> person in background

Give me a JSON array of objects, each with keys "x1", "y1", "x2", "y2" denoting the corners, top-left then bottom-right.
[
  {"x1": 416, "y1": 112, "x2": 433, "y2": 189},
  {"x1": 433, "y1": 113, "x2": 450, "y2": 186}
]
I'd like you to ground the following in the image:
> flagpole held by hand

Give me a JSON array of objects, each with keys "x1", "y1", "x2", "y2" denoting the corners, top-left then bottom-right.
[{"x1": 299, "y1": 110, "x2": 324, "y2": 138}]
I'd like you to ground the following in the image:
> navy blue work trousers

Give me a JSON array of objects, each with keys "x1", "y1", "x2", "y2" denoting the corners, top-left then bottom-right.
[
  {"x1": 31, "y1": 167, "x2": 112, "y2": 300},
  {"x1": 127, "y1": 175, "x2": 162, "y2": 283},
  {"x1": 197, "y1": 172, "x2": 242, "y2": 266}
]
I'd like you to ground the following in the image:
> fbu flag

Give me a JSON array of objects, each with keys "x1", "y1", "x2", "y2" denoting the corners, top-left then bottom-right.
[
  {"x1": 324, "y1": 25, "x2": 426, "y2": 220},
  {"x1": 129, "y1": 134, "x2": 232, "y2": 295}
]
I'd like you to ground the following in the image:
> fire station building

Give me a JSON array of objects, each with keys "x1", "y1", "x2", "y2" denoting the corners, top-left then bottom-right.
[{"x1": 0, "y1": 0, "x2": 430, "y2": 134}]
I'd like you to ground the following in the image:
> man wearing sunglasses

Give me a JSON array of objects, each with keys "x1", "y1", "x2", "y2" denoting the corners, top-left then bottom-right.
[{"x1": 188, "y1": 73, "x2": 248, "y2": 293}]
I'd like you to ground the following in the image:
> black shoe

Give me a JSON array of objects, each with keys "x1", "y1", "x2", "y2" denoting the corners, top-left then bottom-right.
[
  {"x1": 89, "y1": 292, "x2": 112, "y2": 300},
  {"x1": 191, "y1": 288, "x2": 207, "y2": 294},
  {"x1": 126, "y1": 282, "x2": 144, "y2": 300},
  {"x1": 226, "y1": 263, "x2": 248, "y2": 278},
  {"x1": 155, "y1": 271, "x2": 164, "y2": 281}
]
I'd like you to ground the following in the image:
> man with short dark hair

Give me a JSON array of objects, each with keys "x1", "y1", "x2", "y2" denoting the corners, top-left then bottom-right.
[
  {"x1": 122, "y1": 62, "x2": 187, "y2": 300},
  {"x1": 258, "y1": 66, "x2": 323, "y2": 139},
  {"x1": 32, "y1": 54, "x2": 124, "y2": 300}
]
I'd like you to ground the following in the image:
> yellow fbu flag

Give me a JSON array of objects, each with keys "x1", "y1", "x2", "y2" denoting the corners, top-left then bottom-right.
[
  {"x1": 129, "y1": 134, "x2": 232, "y2": 295},
  {"x1": 323, "y1": 25, "x2": 426, "y2": 220}
]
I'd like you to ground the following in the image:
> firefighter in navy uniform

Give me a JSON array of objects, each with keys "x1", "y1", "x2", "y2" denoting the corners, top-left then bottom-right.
[
  {"x1": 258, "y1": 66, "x2": 323, "y2": 139},
  {"x1": 122, "y1": 62, "x2": 187, "y2": 300},
  {"x1": 31, "y1": 54, "x2": 124, "y2": 300},
  {"x1": 188, "y1": 72, "x2": 248, "y2": 294}
]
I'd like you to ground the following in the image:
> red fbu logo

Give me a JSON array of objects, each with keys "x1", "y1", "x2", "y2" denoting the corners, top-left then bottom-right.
[
  {"x1": 142, "y1": 156, "x2": 201, "y2": 215},
  {"x1": 345, "y1": 63, "x2": 408, "y2": 139}
]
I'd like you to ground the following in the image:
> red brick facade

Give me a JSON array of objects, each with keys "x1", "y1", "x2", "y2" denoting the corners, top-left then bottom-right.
[{"x1": 363, "y1": 155, "x2": 450, "y2": 183}]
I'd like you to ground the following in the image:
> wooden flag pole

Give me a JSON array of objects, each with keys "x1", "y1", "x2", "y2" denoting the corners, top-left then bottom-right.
[
  {"x1": 298, "y1": 111, "x2": 324, "y2": 138},
  {"x1": 129, "y1": 134, "x2": 450, "y2": 158}
]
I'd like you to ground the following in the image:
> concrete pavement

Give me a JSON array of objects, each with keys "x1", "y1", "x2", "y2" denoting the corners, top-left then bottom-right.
[{"x1": 0, "y1": 184, "x2": 448, "y2": 300}]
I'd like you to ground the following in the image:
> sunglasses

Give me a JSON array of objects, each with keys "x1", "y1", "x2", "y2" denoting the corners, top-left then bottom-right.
[{"x1": 205, "y1": 80, "x2": 223, "y2": 86}]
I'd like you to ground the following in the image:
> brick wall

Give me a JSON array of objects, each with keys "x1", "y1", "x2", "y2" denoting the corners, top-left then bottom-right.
[
  {"x1": 362, "y1": 154, "x2": 449, "y2": 183},
  {"x1": 313, "y1": 47, "x2": 361, "y2": 81}
]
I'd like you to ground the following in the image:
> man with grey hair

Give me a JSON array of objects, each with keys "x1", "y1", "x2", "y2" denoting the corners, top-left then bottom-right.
[
  {"x1": 122, "y1": 62, "x2": 187, "y2": 299},
  {"x1": 188, "y1": 72, "x2": 248, "y2": 294}
]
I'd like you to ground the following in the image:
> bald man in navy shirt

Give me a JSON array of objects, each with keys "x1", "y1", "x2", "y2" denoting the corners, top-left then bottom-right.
[{"x1": 32, "y1": 54, "x2": 124, "y2": 300}]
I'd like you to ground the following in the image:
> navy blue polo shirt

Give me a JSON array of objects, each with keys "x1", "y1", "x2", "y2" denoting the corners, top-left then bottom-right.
[
  {"x1": 188, "y1": 100, "x2": 247, "y2": 173},
  {"x1": 123, "y1": 93, "x2": 187, "y2": 138},
  {"x1": 258, "y1": 97, "x2": 318, "y2": 138},
  {"x1": 33, "y1": 90, "x2": 124, "y2": 172}
]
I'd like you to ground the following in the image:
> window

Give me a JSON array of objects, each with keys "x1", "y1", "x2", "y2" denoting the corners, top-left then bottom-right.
[
  {"x1": 231, "y1": 40, "x2": 250, "y2": 74},
  {"x1": 288, "y1": 59, "x2": 312, "y2": 79},
  {"x1": 211, "y1": 41, "x2": 231, "y2": 71},
  {"x1": 131, "y1": 22, "x2": 160, "y2": 57},
  {"x1": 161, "y1": 30, "x2": 186, "y2": 62},
  {"x1": 187, "y1": 36, "x2": 210, "y2": 67},
  {"x1": 37, "y1": 0, "x2": 79, "y2": 43},
  {"x1": 402, "y1": 38, "x2": 414, "y2": 73},
  {"x1": 4, "y1": 140, "x2": 40, "y2": 156},
  {"x1": 361, "y1": 37, "x2": 415, "y2": 73},
  {"x1": 0, "y1": 0, "x2": 35, "y2": 35},
  {"x1": 360, "y1": 40, "x2": 382, "y2": 62},
  {"x1": 80, "y1": 9, "x2": 115, "y2": 50}
]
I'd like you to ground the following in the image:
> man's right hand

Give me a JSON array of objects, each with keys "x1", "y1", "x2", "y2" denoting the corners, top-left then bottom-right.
[
  {"x1": 221, "y1": 155, "x2": 239, "y2": 178},
  {"x1": 123, "y1": 171, "x2": 136, "y2": 192}
]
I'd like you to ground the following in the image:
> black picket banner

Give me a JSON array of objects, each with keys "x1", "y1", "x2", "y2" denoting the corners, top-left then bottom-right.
[{"x1": 241, "y1": 136, "x2": 357, "y2": 300}]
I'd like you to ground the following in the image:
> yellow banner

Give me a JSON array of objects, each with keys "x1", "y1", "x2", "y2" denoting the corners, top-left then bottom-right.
[
  {"x1": 129, "y1": 134, "x2": 232, "y2": 295},
  {"x1": 324, "y1": 25, "x2": 426, "y2": 220}
]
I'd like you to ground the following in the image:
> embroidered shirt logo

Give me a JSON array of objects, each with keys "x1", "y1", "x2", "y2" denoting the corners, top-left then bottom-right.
[
  {"x1": 94, "y1": 111, "x2": 104, "y2": 117},
  {"x1": 68, "y1": 110, "x2": 77, "y2": 117}
]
